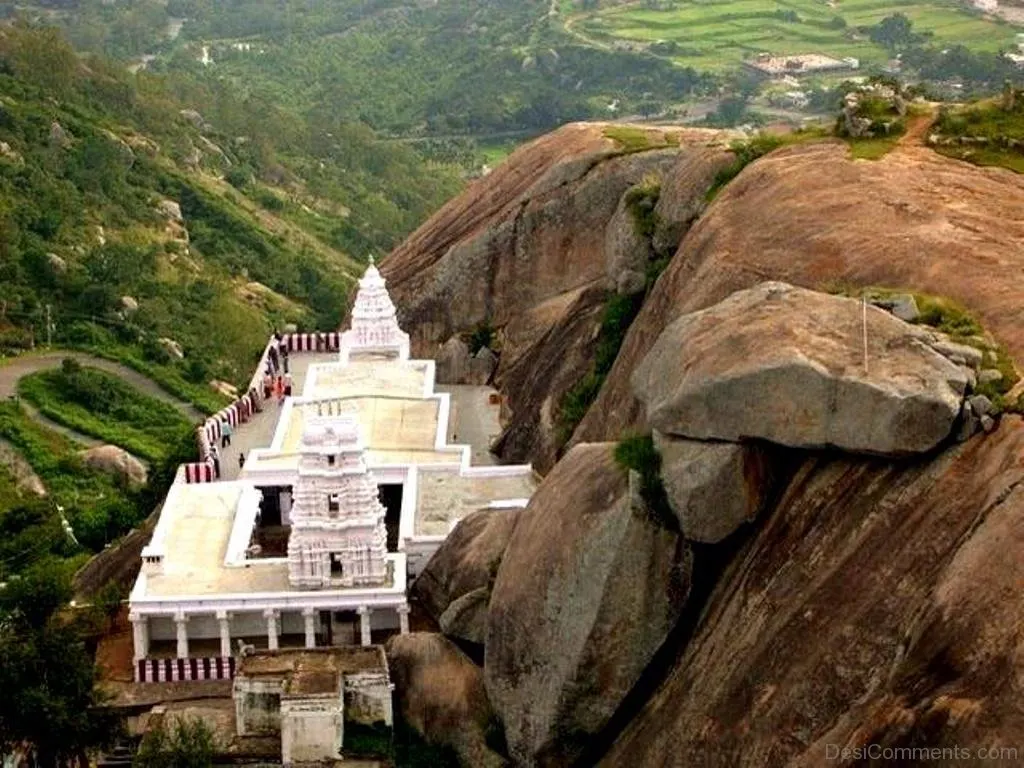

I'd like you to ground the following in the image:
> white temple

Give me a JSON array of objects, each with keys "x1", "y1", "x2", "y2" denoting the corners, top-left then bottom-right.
[{"x1": 127, "y1": 263, "x2": 536, "y2": 682}]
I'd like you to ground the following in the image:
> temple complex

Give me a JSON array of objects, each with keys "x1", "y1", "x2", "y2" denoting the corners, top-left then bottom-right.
[{"x1": 127, "y1": 262, "x2": 536, "y2": 683}]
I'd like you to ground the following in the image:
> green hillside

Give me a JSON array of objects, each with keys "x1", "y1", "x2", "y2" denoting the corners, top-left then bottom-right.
[{"x1": 0, "y1": 24, "x2": 462, "y2": 394}]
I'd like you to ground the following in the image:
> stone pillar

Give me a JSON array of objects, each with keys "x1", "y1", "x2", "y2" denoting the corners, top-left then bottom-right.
[
  {"x1": 397, "y1": 603, "x2": 411, "y2": 635},
  {"x1": 174, "y1": 610, "x2": 189, "y2": 659},
  {"x1": 302, "y1": 607, "x2": 317, "y2": 649},
  {"x1": 281, "y1": 489, "x2": 293, "y2": 527},
  {"x1": 357, "y1": 605, "x2": 372, "y2": 646},
  {"x1": 217, "y1": 610, "x2": 231, "y2": 658},
  {"x1": 265, "y1": 609, "x2": 279, "y2": 651},
  {"x1": 129, "y1": 612, "x2": 149, "y2": 662}
]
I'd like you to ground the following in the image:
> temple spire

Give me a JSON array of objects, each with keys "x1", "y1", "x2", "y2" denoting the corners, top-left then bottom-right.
[{"x1": 340, "y1": 261, "x2": 410, "y2": 362}]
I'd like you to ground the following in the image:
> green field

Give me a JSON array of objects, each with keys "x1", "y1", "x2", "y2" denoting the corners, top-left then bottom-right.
[{"x1": 573, "y1": 0, "x2": 1019, "y2": 72}]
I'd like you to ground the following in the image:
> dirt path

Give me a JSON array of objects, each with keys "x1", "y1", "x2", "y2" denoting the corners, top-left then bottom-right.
[
  {"x1": 897, "y1": 106, "x2": 938, "y2": 154},
  {"x1": 0, "y1": 351, "x2": 204, "y2": 452}
]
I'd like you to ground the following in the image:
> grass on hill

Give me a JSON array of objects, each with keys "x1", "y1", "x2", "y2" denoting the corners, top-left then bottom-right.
[
  {"x1": 932, "y1": 93, "x2": 1024, "y2": 174},
  {"x1": 0, "y1": 401, "x2": 150, "y2": 555},
  {"x1": 613, "y1": 434, "x2": 676, "y2": 529},
  {"x1": 17, "y1": 361, "x2": 195, "y2": 464}
]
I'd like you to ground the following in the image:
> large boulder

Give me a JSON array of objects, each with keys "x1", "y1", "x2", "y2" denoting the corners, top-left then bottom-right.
[
  {"x1": 387, "y1": 633, "x2": 507, "y2": 768},
  {"x1": 653, "y1": 430, "x2": 776, "y2": 543},
  {"x1": 411, "y1": 507, "x2": 521, "y2": 646},
  {"x1": 632, "y1": 282, "x2": 968, "y2": 456},
  {"x1": 576, "y1": 140, "x2": 1024, "y2": 447},
  {"x1": 596, "y1": 419, "x2": 1024, "y2": 768},
  {"x1": 485, "y1": 443, "x2": 691, "y2": 767},
  {"x1": 79, "y1": 445, "x2": 147, "y2": 487}
]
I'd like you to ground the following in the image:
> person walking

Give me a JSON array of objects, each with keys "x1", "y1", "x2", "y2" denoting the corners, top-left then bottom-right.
[
  {"x1": 275, "y1": 375, "x2": 285, "y2": 405},
  {"x1": 238, "y1": 452, "x2": 246, "y2": 470},
  {"x1": 263, "y1": 370, "x2": 273, "y2": 400},
  {"x1": 221, "y1": 417, "x2": 233, "y2": 448},
  {"x1": 284, "y1": 373, "x2": 293, "y2": 397},
  {"x1": 210, "y1": 445, "x2": 221, "y2": 479}
]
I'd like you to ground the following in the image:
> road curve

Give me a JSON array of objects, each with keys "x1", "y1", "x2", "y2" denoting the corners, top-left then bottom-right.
[{"x1": 0, "y1": 351, "x2": 204, "y2": 449}]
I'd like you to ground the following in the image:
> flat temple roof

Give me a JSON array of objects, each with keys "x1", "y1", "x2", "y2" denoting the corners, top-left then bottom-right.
[{"x1": 416, "y1": 469, "x2": 536, "y2": 536}]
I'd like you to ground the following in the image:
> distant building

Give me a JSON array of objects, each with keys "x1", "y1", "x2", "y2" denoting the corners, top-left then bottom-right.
[{"x1": 745, "y1": 52, "x2": 859, "y2": 77}]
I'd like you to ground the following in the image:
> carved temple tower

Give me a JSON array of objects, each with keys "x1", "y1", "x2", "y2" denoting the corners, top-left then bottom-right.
[
  {"x1": 339, "y1": 259, "x2": 410, "y2": 362},
  {"x1": 286, "y1": 416, "x2": 389, "y2": 590}
]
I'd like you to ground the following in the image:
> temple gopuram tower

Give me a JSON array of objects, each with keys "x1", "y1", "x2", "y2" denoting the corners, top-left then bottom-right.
[
  {"x1": 340, "y1": 259, "x2": 410, "y2": 362},
  {"x1": 286, "y1": 416, "x2": 389, "y2": 590}
]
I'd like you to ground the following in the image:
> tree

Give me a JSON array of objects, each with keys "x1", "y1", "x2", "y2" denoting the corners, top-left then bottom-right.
[
  {"x1": 869, "y1": 13, "x2": 918, "y2": 52},
  {"x1": 133, "y1": 716, "x2": 214, "y2": 768},
  {"x1": 0, "y1": 557, "x2": 121, "y2": 766}
]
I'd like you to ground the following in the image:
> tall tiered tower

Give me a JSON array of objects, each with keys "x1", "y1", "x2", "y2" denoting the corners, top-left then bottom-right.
[
  {"x1": 286, "y1": 415, "x2": 389, "y2": 590},
  {"x1": 339, "y1": 259, "x2": 410, "y2": 362}
]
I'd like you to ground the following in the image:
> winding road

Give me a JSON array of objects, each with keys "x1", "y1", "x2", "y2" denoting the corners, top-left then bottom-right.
[{"x1": 0, "y1": 351, "x2": 204, "y2": 449}]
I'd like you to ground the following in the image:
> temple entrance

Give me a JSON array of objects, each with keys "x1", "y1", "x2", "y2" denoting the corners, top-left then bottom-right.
[
  {"x1": 249, "y1": 485, "x2": 293, "y2": 558},
  {"x1": 378, "y1": 484, "x2": 402, "y2": 552}
]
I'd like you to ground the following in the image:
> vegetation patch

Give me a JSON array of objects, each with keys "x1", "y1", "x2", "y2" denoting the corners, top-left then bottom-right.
[
  {"x1": 613, "y1": 434, "x2": 676, "y2": 529},
  {"x1": 17, "y1": 360, "x2": 194, "y2": 464},
  {"x1": 624, "y1": 176, "x2": 662, "y2": 239},
  {"x1": 603, "y1": 126, "x2": 677, "y2": 155},
  {"x1": 134, "y1": 715, "x2": 215, "y2": 768},
  {"x1": 845, "y1": 136, "x2": 901, "y2": 160},
  {"x1": 705, "y1": 134, "x2": 787, "y2": 202},
  {"x1": 931, "y1": 88, "x2": 1024, "y2": 174},
  {"x1": 556, "y1": 291, "x2": 645, "y2": 445}
]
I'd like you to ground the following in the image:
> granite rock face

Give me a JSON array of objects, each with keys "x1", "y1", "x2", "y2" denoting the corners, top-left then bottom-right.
[
  {"x1": 386, "y1": 633, "x2": 507, "y2": 768},
  {"x1": 410, "y1": 507, "x2": 521, "y2": 647},
  {"x1": 598, "y1": 420, "x2": 1024, "y2": 768},
  {"x1": 485, "y1": 443, "x2": 691, "y2": 767},
  {"x1": 653, "y1": 431, "x2": 776, "y2": 543},
  {"x1": 632, "y1": 282, "x2": 968, "y2": 456},
  {"x1": 382, "y1": 124, "x2": 735, "y2": 471}
]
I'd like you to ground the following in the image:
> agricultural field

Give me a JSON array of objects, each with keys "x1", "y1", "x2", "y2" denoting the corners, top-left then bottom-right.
[{"x1": 569, "y1": 0, "x2": 1020, "y2": 73}]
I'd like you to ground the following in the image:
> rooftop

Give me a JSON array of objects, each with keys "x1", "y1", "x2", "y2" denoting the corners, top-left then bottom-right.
[
  {"x1": 135, "y1": 480, "x2": 399, "y2": 600},
  {"x1": 415, "y1": 469, "x2": 536, "y2": 536},
  {"x1": 238, "y1": 646, "x2": 387, "y2": 697}
]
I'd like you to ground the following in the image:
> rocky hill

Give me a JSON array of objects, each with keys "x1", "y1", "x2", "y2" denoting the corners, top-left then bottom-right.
[{"x1": 383, "y1": 117, "x2": 1024, "y2": 766}]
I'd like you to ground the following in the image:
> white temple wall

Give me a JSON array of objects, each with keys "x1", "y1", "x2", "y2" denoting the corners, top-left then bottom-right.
[
  {"x1": 344, "y1": 672, "x2": 393, "y2": 726},
  {"x1": 281, "y1": 696, "x2": 343, "y2": 764}
]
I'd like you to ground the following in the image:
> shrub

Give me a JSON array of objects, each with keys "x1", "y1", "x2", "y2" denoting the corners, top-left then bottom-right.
[
  {"x1": 705, "y1": 134, "x2": 785, "y2": 201},
  {"x1": 613, "y1": 434, "x2": 675, "y2": 528},
  {"x1": 624, "y1": 177, "x2": 661, "y2": 239},
  {"x1": 133, "y1": 716, "x2": 214, "y2": 768}
]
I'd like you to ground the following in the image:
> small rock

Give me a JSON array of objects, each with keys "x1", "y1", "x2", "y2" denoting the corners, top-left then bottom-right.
[
  {"x1": 80, "y1": 445, "x2": 147, "y2": 487},
  {"x1": 981, "y1": 414, "x2": 996, "y2": 433},
  {"x1": 889, "y1": 294, "x2": 919, "y2": 323},
  {"x1": 95, "y1": 225, "x2": 106, "y2": 246},
  {"x1": 158, "y1": 337, "x2": 184, "y2": 359},
  {"x1": 49, "y1": 121, "x2": 72, "y2": 149},
  {"x1": 978, "y1": 369, "x2": 1003, "y2": 385},
  {"x1": 120, "y1": 296, "x2": 139, "y2": 312},
  {"x1": 931, "y1": 340, "x2": 984, "y2": 370},
  {"x1": 969, "y1": 394, "x2": 993, "y2": 417},
  {"x1": 156, "y1": 199, "x2": 183, "y2": 222},
  {"x1": 956, "y1": 401, "x2": 980, "y2": 442},
  {"x1": 46, "y1": 253, "x2": 67, "y2": 273},
  {"x1": 0, "y1": 141, "x2": 23, "y2": 164},
  {"x1": 961, "y1": 366, "x2": 977, "y2": 391},
  {"x1": 209, "y1": 379, "x2": 238, "y2": 398},
  {"x1": 179, "y1": 109, "x2": 205, "y2": 128},
  {"x1": 616, "y1": 269, "x2": 646, "y2": 296}
]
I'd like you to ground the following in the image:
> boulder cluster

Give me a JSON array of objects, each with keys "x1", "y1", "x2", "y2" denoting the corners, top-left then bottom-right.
[{"x1": 391, "y1": 280, "x2": 1021, "y2": 768}]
